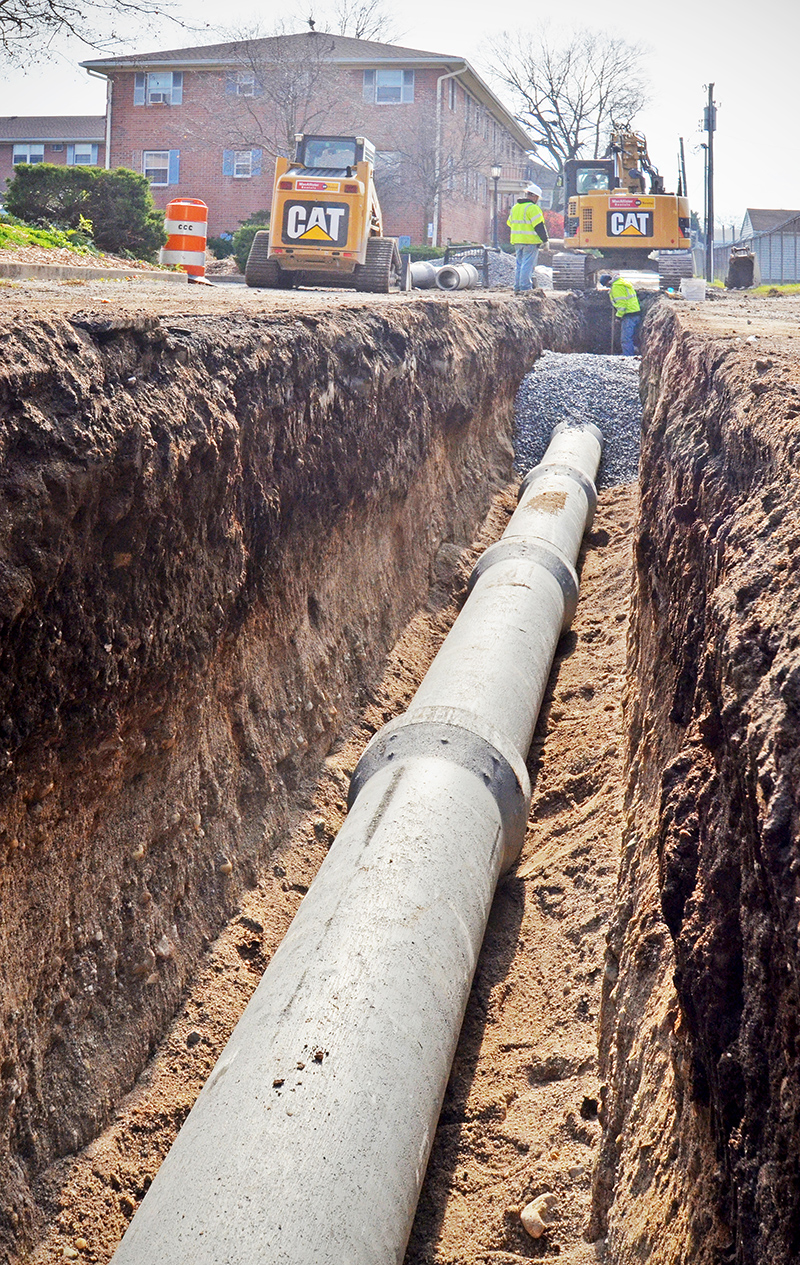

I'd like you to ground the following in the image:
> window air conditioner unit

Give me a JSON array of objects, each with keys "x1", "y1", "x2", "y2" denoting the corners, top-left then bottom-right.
[{"x1": 149, "y1": 92, "x2": 167, "y2": 103}]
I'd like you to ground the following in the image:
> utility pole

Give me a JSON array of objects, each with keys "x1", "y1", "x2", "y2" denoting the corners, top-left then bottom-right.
[
  {"x1": 678, "y1": 136, "x2": 688, "y2": 201},
  {"x1": 703, "y1": 84, "x2": 717, "y2": 282},
  {"x1": 701, "y1": 143, "x2": 708, "y2": 255}
]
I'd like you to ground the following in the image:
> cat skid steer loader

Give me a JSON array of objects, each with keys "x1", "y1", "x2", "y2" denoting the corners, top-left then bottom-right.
[{"x1": 245, "y1": 134, "x2": 407, "y2": 293}]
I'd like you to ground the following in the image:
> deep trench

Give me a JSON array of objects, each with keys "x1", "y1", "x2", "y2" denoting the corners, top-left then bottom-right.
[{"x1": 1, "y1": 291, "x2": 799, "y2": 1265}]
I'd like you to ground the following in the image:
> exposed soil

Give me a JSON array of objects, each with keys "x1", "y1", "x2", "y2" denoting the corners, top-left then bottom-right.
[
  {"x1": 0, "y1": 289, "x2": 583, "y2": 1264},
  {"x1": 4, "y1": 278, "x2": 800, "y2": 1265},
  {"x1": 593, "y1": 297, "x2": 800, "y2": 1265},
  {"x1": 15, "y1": 477, "x2": 636, "y2": 1265}
]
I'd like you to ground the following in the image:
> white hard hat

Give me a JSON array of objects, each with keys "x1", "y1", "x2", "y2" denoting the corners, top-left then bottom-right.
[{"x1": 525, "y1": 182, "x2": 542, "y2": 197}]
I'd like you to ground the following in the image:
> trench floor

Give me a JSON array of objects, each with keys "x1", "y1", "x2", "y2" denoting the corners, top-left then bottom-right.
[{"x1": 20, "y1": 472, "x2": 635, "y2": 1265}]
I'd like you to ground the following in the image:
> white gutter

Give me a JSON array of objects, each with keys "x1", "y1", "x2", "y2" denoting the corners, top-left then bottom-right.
[
  {"x1": 86, "y1": 69, "x2": 112, "y2": 168},
  {"x1": 432, "y1": 65, "x2": 467, "y2": 248}
]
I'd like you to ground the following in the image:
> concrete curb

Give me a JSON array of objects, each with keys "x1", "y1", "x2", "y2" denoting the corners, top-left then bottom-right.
[{"x1": 0, "y1": 262, "x2": 188, "y2": 284}]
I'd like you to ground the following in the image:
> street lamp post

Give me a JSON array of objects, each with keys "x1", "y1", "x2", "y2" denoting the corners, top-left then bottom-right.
[{"x1": 491, "y1": 165, "x2": 502, "y2": 250}]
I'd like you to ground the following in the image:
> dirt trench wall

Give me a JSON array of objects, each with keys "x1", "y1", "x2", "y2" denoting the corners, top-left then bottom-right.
[
  {"x1": 594, "y1": 303, "x2": 800, "y2": 1264},
  {"x1": 0, "y1": 294, "x2": 582, "y2": 1255}
]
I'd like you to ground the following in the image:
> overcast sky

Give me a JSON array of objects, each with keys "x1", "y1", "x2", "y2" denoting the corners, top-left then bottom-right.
[{"x1": 2, "y1": 0, "x2": 797, "y2": 233}]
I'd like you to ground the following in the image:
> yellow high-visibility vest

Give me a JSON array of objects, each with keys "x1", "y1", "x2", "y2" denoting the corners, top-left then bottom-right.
[
  {"x1": 609, "y1": 277, "x2": 641, "y2": 316},
  {"x1": 506, "y1": 199, "x2": 546, "y2": 244}
]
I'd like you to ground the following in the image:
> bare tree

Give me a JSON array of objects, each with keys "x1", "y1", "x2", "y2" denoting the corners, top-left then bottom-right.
[
  {"x1": 374, "y1": 101, "x2": 493, "y2": 243},
  {"x1": 204, "y1": 28, "x2": 357, "y2": 161},
  {"x1": 0, "y1": 0, "x2": 178, "y2": 63},
  {"x1": 330, "y1": 0, "x2": 398, "y2": 41},
  {"x1": 489, "y1": 27, "x2": 649, "y2": 174}
]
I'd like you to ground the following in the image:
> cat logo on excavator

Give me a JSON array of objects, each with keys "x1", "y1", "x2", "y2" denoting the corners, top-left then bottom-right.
[{"x1": 607, "y1": 211, "x2": 653, "y2": 237}]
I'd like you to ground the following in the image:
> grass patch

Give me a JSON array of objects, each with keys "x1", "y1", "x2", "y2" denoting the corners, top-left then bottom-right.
[
  {"x1": 0, "y1": 217, "x2": 98, "y2": 255},
  {"x1": 751, "y1": 282, "x2": 800, "y2": 296}
]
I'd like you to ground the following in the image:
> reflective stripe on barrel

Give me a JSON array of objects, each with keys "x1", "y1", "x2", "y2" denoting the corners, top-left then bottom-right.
[{"x1": 159, "y1": 198, "x2": 208, "y2": 278}]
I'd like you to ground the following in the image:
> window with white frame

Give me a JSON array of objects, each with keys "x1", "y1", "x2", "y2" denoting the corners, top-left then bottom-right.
[
  {"x1": 374, "y1": 151, "x2": 403, "y2": 185},
  {"x1": 143, "y1": 150, "x2": 170, "y2": 184},
  {"x1": 235, "y1": 71, "x2": 255, "y2": 96},
  {"x1": 13, "y1": 144, "x2": 44, "y2": 164},
  {"x1": 222, "y1": 149, "x2": 262, "y2": 179},
  {"x1": 134, "y1": 71, "x2": 184, "y2": 106},
  {"x1": 233, "y1": 150, "x2": 252, "y2": 178},
  {"x1": 68, "y1": 143, "x2": 99, "y2": 166},
  {"x1": 362, "y1": 68, "x2": 414, "y2": 104}
]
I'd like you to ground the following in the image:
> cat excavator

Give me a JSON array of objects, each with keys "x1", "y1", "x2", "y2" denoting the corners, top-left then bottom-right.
[
  {"x1": 245, "y1": 133, "x2": 407, "y2": 293},
  {"x1": 551, "y1": 131, "x2": 694, "y2": 291}
]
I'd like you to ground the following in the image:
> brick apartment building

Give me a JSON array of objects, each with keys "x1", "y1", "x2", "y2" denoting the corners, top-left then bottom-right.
[
  {"x1": 0, "y1": 117, "x2": 106, "y2": 192},
  {"x1": 81, "y1": 31, "x2": 545, "y2": 245}
]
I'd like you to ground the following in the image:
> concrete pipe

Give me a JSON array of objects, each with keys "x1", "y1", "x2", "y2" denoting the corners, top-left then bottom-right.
[
  {"x1": 409, "y1": 259, "x2": 438, "y2": 289},
  {"x1": 436, "y1": 261, "x2": 480, "y2": 290},
  {"x1": 110, "y1": 421, "x2": 604, "y2": 1265}
]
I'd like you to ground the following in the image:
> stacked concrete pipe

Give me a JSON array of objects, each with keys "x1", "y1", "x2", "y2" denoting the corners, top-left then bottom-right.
[
  {"x1": 409, "y1": 259, "x2": 438, "y2": 289},
  {"x1": 110, "y1": 420, "x2": 604, "y2": 1265},
  {"x1": 435, "y1": 261, "x2": 481, "y2": 290}
]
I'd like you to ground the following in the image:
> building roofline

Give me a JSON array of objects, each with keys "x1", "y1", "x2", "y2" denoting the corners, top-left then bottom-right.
[
  {"x1": 81, "y1": 32, "x2": 533, "y2": 152},
  {"x1": 0, "y1": 116, "x2": 106, "y2": 142}
]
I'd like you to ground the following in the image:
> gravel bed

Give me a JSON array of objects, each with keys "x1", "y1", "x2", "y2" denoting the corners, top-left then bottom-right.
[{"x1": 514, "y1": 350, "x2": 642, "y2": 489}]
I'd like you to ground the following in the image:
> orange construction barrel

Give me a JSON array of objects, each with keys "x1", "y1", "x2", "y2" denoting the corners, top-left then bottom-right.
[{"x1": 160, "y1": 198, "x2": 208, "y2": 278}]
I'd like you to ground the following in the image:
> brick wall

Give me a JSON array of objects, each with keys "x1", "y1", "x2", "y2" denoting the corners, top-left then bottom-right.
[{"x1": 107, "y1": 61, "x2": 530, "y2": 244}]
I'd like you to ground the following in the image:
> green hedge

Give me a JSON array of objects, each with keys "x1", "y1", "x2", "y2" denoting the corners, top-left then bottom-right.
[
  {"x1": 4, "y1": 164, "x2": 166, "y2": 260},
  {"x1": 232, "y1": 210, "x2": 270, "y2": 273}
]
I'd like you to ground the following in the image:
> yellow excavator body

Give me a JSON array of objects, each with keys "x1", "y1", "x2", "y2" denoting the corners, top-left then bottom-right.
[{"x1": 553, "y1": 131, "x2": 693, "y2": 290}]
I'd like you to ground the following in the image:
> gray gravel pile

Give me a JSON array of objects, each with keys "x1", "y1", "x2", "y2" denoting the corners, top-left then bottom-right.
[
  {"x1": 514, "y1": 351, "x2": 642, "y2": 490},
  {"x1": 487, "y1": 249, "x2": 516, "y2": 287}
]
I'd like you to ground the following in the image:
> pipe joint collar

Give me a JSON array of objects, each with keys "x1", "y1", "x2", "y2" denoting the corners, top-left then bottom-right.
[
  {"x1": 468, "y1": 538, "x2": 579, "y2": 631},
  {"x1": 349, "y1": 706, "x2": 532, "y2": 871},
  {"x1": 518, "y1": 461, "x2": 598, "y2": 528}
]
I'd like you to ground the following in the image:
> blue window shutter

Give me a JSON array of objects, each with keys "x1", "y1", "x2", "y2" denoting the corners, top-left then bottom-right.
[
  {"x1": 168, "y1": 149, "x2": 180, "y2": 184},
  {"x1": 253, "y1": 77, "x2": 263, "y2": 97},
  {"x1": 402, "y1": 70, "x2": 414, "y2": 103},
  {"x1": 225, "y1": 71, "x2": 237, "y2": 94},
  {"x1": 171, "y1": 71, "x2": 183, "y2": 105},
  {"x1": 251, "y1": 148, "x2": 262, "y2": 177},
  {"x1": 134, "y1": 72, "x2": 146, "y2": 106},
  {"x1": 66, "y1": 144, "x2": 75, "y2": 165},
  {"x1": 222, "y1": 150, "x2": 234, "y2": 177},
  {"x1": 91, "y1": 144, "x2": 98, "y2": 164},
  {"x1": 363, "y1": 69, "x2": 375, "y2": 102}
]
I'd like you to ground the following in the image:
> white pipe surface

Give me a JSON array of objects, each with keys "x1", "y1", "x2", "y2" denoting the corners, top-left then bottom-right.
[
  {"x1": 409, "y1": 259, "x2": 439, "y2": 289},
  {"x1": 110, "y1": 420, "x2": 603, "y2": 1265},
  {"x1": 436, "y1": 261, "x2": 480, "y2": 290}
]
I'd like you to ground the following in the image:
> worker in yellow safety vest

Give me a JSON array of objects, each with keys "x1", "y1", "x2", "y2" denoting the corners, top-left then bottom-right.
[
  {"x1": 599, "y1": 273, "x2": 641, "y2": 355},
  {"x1": 507, "y1": 183, "x2": 549, "y2": 293}
]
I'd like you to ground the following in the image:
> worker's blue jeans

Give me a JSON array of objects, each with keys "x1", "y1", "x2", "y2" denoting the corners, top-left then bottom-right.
[
  {"x1": 620, "y1": 313, "x2": 641, "y2": 355},
  {"x1": 514, "y1": 244, "x2": 539, "y2": 291}
]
